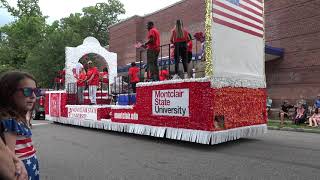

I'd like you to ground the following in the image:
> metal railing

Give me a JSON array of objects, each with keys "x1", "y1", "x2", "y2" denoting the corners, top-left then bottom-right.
[{"x1": 135, "y1": 39, "x2": 205, "y2": 80}]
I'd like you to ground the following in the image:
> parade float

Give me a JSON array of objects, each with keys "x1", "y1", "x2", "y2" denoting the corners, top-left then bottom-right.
[{"x1": 45, "y1": 0, "x2": 267, "y2": 145}]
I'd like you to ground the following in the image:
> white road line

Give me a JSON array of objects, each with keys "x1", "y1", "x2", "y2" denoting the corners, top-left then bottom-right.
[{"x1": 32, "y1": 122, "x2": 51, "y2": 126}]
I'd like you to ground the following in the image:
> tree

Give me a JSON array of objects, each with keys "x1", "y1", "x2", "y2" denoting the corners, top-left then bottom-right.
[
  {"x1": 0, "y1": 16, "x2": 46, "y2": 68},
  {"x1": 0, "y1": 0, "x2": 46, "y2": 69},
  {"x1": 62, "y1": 0, "x2": 125, "y2": 46},
  {"x1": 0, "y1": 0, "x2": 43, "y2": 18},
  {"x1": 0, "y1": 0, "x2": 125, "y2": 87},
  {"x1": 25, "y1": 26, "x2": 83, "y2": 87}
]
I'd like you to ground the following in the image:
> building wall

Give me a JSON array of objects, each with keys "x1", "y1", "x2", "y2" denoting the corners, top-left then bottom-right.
[
  {"x1": 265, "y1": 0, "x2": 320, "y2": 106},
  {"x1": 109, "y1": 16, "x2": 143, "y2": 66},
  {"x1": 109, "y1": 0, "x2": 205, "y2": 67}
]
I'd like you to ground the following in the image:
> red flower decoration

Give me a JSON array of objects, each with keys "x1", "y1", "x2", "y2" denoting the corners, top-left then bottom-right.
[{"x1": 194, "y1": 32, "x2": 205, "y2": 43}]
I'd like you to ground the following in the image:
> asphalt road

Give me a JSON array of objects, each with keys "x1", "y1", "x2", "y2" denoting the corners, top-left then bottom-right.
[{"x1": 31, "y1": 120, "x2": 320, "y2": 180}]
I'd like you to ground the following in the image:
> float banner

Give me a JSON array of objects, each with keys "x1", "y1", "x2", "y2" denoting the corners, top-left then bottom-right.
[
  {"x1": 68, "y1": 106, "x2": 97, "y2": 120},
  {"x1": 113, "y1": 111, "x2": 139, "y2": 121},
  {"x1": 50, "y1": 93, "x2": 60, "y2": 117},
  {"x1": 152, "y1": 89, "x2": 189, "y2": 117}
]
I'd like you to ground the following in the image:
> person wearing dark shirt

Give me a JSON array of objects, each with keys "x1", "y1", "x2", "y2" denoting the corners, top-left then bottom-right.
[
  {"x1": 187, "y1": 33, "x2": 193, "y2": 64},
  {"x1": 128, "y1": 62, "x2": 140, "y2": 93},
  {"x1": 280, "y1": 100, "x2": 294, "y2": 126}
]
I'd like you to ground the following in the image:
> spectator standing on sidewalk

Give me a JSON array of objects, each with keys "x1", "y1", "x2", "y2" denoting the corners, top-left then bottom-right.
[{"x1": 0, "y1": 71, "x2": 40, "y2": 180}]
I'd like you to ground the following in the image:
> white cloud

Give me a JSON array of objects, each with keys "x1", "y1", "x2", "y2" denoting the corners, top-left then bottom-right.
[{"x1": 0, "y1": 0, "x2": 181, "y2": 25}]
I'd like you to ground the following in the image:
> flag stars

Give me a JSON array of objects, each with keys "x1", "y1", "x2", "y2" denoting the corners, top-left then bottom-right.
[
  {"x1": 33, "y1": 164, "x2": 37, "y2": 170},
  {"x1": 26, "y1": 159, "x2": 32, "y2": 166}
]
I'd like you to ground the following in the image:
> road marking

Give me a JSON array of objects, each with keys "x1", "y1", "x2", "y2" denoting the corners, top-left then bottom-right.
[{"x1": 32, "y1": 122, "x2": 51, "y2": 126}]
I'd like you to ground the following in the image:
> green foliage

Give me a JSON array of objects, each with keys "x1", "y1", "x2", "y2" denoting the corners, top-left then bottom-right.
[
  {"x1": 0, "y1": 0, "x2": 43, "y2": 18},
  {"x1": 0, "y1": 0, "x2": 125, "y2": 88}
]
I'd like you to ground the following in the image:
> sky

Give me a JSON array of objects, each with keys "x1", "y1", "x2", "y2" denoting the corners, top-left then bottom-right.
[{"x1": 0, "y1": 0, "x2": 181, "y2": 26}]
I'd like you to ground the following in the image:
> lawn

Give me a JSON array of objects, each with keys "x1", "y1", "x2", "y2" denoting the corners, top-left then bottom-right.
[{"x1": 267, "y1": 119, "x2": 319, "y2": 129}]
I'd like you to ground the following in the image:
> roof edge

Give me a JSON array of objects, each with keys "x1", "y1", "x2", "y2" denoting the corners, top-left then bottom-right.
[{"x1": 109, "y1": 0, "x2": 185, "y2": 28}]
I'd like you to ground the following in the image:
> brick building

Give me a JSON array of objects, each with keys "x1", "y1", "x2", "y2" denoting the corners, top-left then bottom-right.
[
  {"x1": 265, "y1": 0, "x2": 320, "y2": 106},
  {"x1": 109, "y1": 0, "x2": 320, "y2": 106}
]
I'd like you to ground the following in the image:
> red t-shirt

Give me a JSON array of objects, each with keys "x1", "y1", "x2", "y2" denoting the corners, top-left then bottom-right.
[
  {"x1": 59, "y1": 70, "x2": 65, "y2": 77},
  {"x1": 54, "y1": 77, "x2": 60, "y2": 83},
  {"x1": 159, "y1": 69, "x2": 169, "y2": 81},
  {"x1": 147, "y1": 27, "x2": 160, "y2": 52},
  {"x1": 128, "y1": 66, "x2": 140, "y2": 83},
  {"x1": 87, "y1": 67, "x2": 99, "y2": 86},
  {"x1": 187, "y1": 40, "x2": 193, "y2": 52},
  {"x1": 77, "y1": 72, "x2": 87, "y2": 87},
  {"x1": 171, "y1": 29, "x2": 190, "y2": 43},
  {"x1": 100, "y1": 72, "x2": 109, "y2": 84}
]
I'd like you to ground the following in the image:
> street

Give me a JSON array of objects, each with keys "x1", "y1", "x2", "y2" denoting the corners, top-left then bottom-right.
[{"x1": 32, "y1": 120, "x2": 320, "y2": 180}]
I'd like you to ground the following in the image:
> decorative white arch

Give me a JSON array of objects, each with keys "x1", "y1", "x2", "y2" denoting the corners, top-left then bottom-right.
[{"x1": 65, "y1": 37, "x2": 117, "y2": 89}]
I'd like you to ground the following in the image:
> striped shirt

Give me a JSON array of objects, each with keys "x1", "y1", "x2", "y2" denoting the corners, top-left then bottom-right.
[{"x1": 16, "y1": 135, "x2": 36, "y2": 160}]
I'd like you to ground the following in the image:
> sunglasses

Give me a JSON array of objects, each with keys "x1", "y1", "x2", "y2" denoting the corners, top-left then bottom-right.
[{"x1": 17, "y1": 88, "x2": 42, "y2": 97}]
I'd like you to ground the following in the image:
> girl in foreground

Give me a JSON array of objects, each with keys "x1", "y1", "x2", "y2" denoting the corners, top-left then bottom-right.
[{"x1": 0, "y1": 71, "x2": 40, "y2": 180}]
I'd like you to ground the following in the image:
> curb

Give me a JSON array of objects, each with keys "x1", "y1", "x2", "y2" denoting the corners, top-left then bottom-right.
[{"x1": 268, "y1": 126, "x2": 320, "y2": 134}]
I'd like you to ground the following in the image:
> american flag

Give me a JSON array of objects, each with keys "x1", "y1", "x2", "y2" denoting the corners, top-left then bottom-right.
[{"x1": 212, "y1": 0, "x2": 264, "y2": 38}]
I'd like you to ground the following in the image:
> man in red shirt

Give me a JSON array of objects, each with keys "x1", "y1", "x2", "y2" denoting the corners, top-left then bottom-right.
[
  {"x1": 128, "y1": 62, "x2": 140, "y2": 93},
  {"x1": 143, "y1": 21, "x2": 160, "y2": 81},
  {"x1": 86, "y1": 61, "x2": 99, "y2": 105}
]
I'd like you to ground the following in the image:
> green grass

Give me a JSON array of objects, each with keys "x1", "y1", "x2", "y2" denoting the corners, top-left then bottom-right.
[{"x1": 267, "y1": 119, "x2": 319, "y2": 129}]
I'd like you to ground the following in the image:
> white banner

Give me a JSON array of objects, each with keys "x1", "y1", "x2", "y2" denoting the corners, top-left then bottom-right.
[
  {"x1": 68, "y1": 106, "x2": 97, "y2": 120},
  {"x1": 152, "y1": 89, "x2": 189, "y2": 117},
  {"x1": 211, "y1": 0, "x2": 265, "y2": 87}
]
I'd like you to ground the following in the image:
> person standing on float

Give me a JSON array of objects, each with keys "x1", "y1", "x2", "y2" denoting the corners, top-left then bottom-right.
[
  {"x1": 99, "y1": 67, "x2": 109, "y2": 90},
  {"x1": 75, "y1": 68, "x2": 87, "y2": 105},
  {"x1": 170, "y1": 19, "x2": 190, "y2": 79},
  {"x1": 143, "y1": 21, "x2": 160, "y2": 81},
  {"x1": 86, "y1": 61, "x2": 99, "y2": 105},
  {"x1": 128, "y1": 62, "x2": 140, "y2": 93}
]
